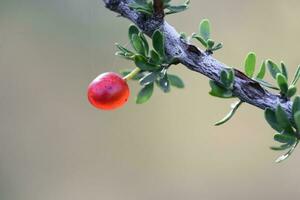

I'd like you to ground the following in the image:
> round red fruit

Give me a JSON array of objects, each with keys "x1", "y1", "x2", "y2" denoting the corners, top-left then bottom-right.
[{"x1": 87, "y1": 72, "x2": 130, "y2": 110}]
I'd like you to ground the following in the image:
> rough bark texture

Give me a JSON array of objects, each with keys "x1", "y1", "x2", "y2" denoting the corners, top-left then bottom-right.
[{"x1": 103, "y1": 0, "x2": 293, "y2": 118}]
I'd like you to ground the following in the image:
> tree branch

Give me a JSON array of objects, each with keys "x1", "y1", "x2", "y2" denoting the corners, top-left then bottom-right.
[
  {"x1": 102, "y1": 0, "x2": 293, "y2": 118},
  {"x1": 153, "y1": 0, "x2": 165, "y2": 18}
]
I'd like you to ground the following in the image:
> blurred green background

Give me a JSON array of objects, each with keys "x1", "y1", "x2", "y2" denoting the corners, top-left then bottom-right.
[{"x1": 1, "y1": 0, "x2": 300, "y2": 199}]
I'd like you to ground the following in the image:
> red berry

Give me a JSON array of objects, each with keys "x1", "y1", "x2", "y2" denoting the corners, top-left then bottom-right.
[{"x1": 87, "y1": 72, "x2": 130, "y2": 110}]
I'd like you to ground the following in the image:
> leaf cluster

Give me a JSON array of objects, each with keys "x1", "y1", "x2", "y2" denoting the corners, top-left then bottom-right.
[
  {"x1": 192, "y1": 19, "x2": 223, "y2": 53},
  {"x1": 117, "y1": 25, "x2": 184, "y2": 104},
  {"x1": 129, "y1": 0, "x2": 190, "y2": 16},
  {"x1": 265, "y1": 97, "x2": 300, "y2": 162}
]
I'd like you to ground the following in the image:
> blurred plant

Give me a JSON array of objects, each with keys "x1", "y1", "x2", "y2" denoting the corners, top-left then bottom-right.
[{"x1": 94, "y1": 0, "x2": 300, "y2": 163}]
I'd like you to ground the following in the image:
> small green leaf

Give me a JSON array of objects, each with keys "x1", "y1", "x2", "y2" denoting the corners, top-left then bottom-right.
[
  {"x1": 158, "y1": 68, "x2": 167, "y2": 79},
  {"x1": 220, "y1": 71, "x2": 230, "y2": 88},
  {"x1": 276, "y1": 73, "x2": 288, "y2": 94},
  {"x1": 139, "y1": 32, "x2": 149, "y2": 56},
  {"x1": 220, "y1": 69, "x2": 234, "y2": 89},
  {"x1": 180, "y1": 32, "x2": 187, "y2": 39},
  {"x1": 115, "y1": 51, "x2": 135, "y2": 60},
  {"x1": 211, "y1": 43, "x2": 223, "y2": 51},
  {"x1": 256, "y1": 61, "x2": 266, "y2": 79},
  {"x1": 165, "y1": 0, "x2": 190, "y2": 15},
  {"x1": 209, "y1": 80, "x2": 233, "y2": 98},
  {"x1": 265, "y1": 108, "x2": 282, "y2": 132},
  {"x1": 168, "y1": 74, "x2": 185, "y2": 88},
  {"x1": 220, "y1": 70, "x2": 228, "y2": 86},
  {"x1": 292, "y1": 66, "x2": 300, "y2": 85},
  {"x1": 255, "y1": 79, "x2": 279, "y2": 90},
  {"x1": 149, "y1": 50, "x2": 161, "y2": 65},
  {"x1": 244, "y1": 52, "x2": 256, "y2": 78},
  {"x1": 215, "y1": 101, "x2": 243, "y2": 126},
  {"x1": 270, "y1": 143, "x2": 292, "y2": 151},
  {"x1": 267, "y1": 60, "x2": 281, "y2": 79},
  {"x1": 191, "y1": 34, "x2": 208, "y2": 47},
  {"x1": 129, "y1": 1, "x2": 153, "y2": 15},
  {"x1": 287, "y1": 86, "x2": 297, "y2": 98},
  {"x1": 139, "y1": 72, "x2": 158, "y2": 86},
  {"x1": 294, "y1": 111, "x2": 300, "y2": 131},
  {"x1": 280, "y1": 62, "x2": 288, "y2": 80},
  {"x1": 275, "y1": 106, "x2": 293, "y2": 133},
  {"x1": 157, "y1": 75, "x2": 170, "y2": 93},
  {"x1": 116, "y1": 43, "x2": 134, "y2": 54},
  {"x1": 274, "y1": 134, "x2": 296, "y2": 144},
  {"x1": 165, "y1": 5, "x2": 188, "y2": 14},
  {"x1": 152, "y1": 30, "x2": 165, "y2": 58},
  {"x1": 275, "y1": 140, "x2": 299, "y2": 163},
  {"x1": 207, "y1": 39, "x2": 215, "y2": 49},
  {"x1": 131, "y1": 34, "x2": 145, "y2": 55},
  {"x1": 227, "y1": 69, "x2": 234, "y2": 83},
  {"x1": 293, "y1": 96, "x2": 300, "y2": 116},
  {"x1": 134, "y1": 55, "x2": 159, "y2": 71},
  {"x1": 128, "y1": 24, "x2": 140, "y2": 41},
  {"x1": 199, "y1": 19, "x2": 210, "y2": 41},
  {"x1": 136, "y1": 83, "x2": 154, "y2": 104}
]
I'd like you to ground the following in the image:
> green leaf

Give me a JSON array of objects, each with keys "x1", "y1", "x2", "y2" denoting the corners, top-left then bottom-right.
[
  {"x1": 165, "y1": 0, "x2": 190, "y2": 15},
  {"x1": 211, "y1": 43, "x2": 223, "y2": 51},
  {"x1": 168, "y1": 74, "x2": 185, "y2": 88},
  {"x1": 287, "y1": 86, "x2": 297, "y2": 98},
  {"x1": 275, "y1": 106, "x2": 293, "y2": 133},
  {"x1": 129, "y1": 1, "x2": 153, "y2": 15},
  {"x1": 256, "y1": 61, "x2": 266, "y2": 79},
  {"x1": 292, "y1": 96, "x2": 300, "y2": 116},
  {"x1": 244, "y1": 52, "x2": 256, "y2": 78},
  {"x1": 136, "y1": 83, "x2": 154, "y2": 104},
  {"x1": 255, "y1": 79, "x2": 279, "y2": 90},
  {"x1": 115, "y1": 51, "x2": 135, "y2": 60},
  {"x1": 215, "y1": 101, "x2": 243, "y2": 126},
  {"x1": 294, "y1": 111, "x2": 300, "y2": 131},
  {"x1": 128, "y1": 24, "x2": 140, "y2": 42},
  {"x1": 220, "y1": 70, "x2": 228, "y2": 87},
  {"x1": 116, "y1": 43, "x2": 134, "y2": 54},
  {"x1": 270, "y1": 143, "x2": 292, "y2": 151},
  {"x1": 267, "y1": 60, "x2": 281, "y2": 79},
  {"x1": 292, "y1": 66, "x2": 300, "y2": 85},
  {"x1": 220, "y1": 69, "x2": 234, "y2": 89},
  {"x1": 139, "y1": 32, "x2": 149, "y2": 56},
  {"x1": 274, "y1": 134, "x2": 296, "y2": 144},
  {"x1": 180, "y1": 32, "x2": 187, "y2": 39},
  {"x1": 207, "y1": 39, "x2": 215, "y2": 49},
  {"x1": 149, "y1": 50, "x2": 160, "y2": 65},
  {"x1": 139, "y1": 72, "x2": 158, "y2": 86},
  {"x1": 165, "y1": 5, "x2": 187, "y2": 14},
  {"x1": 264, "y1": 108, "x2": 282, "y2": 132},
  {"x1": 276, "y1": 73, "x2": 288, "y2": 94},
  {"x1": 131, "y1": 34, "x2": 146, "y2": 56},
  {"x1": 280, "y1": 62, "x2": 288, "y2": 80},
  {"x1": 157, "y1": 75, "x2": 170, "y2": 93},
  {"x1": 199, "y1": 19, "x2": 210, "y2": 41},
  {"x1": 191, "y1": 34, "x2": 208, "y2": 47},
  {"x1": 134, "y1": 55, "x2": 159, "y2": 71},
  {"x1": 152, "y1": 30, "x2": 165, "y2": 58},
  {"x1": 209, "y1": 80, "x2": 233, "y2": 98},
  {"x1": 275, "y1": 140, "x2": 299, "y2": 163}
]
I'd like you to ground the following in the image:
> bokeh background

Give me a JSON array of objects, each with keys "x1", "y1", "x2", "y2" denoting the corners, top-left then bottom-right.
[{"x1": 1, "y1": 0, "x2": 300, "y2": 199}]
